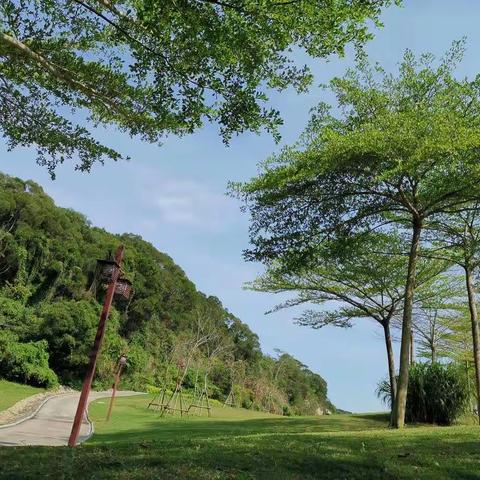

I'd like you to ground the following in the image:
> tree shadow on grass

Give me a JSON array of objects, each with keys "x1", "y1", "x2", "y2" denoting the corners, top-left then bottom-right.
[
  {"x1": 90, "y1": 413, "x2": 391, "y2": 445},
  {"x1": 1, "y1": 432, "x2": 479, "y2": 480},
  {"x1": 0, "y1": 438, "x2": 395, "y2": 480},
  {"x1": 351, "y1": 413, "x2": 390, "y2": 424},
  {"x1": 1, "y1": 410, "x2": 477, "y2": 480}
]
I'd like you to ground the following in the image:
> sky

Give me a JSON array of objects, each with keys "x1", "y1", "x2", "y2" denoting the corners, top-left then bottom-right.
[{"x1": 1, "y1": 0, "x2": 480, "y2": 412}]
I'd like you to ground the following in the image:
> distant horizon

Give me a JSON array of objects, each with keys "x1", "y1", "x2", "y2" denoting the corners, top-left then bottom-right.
[{"x1": 2, "y1": 0, "x2": 479, "y2": 412}]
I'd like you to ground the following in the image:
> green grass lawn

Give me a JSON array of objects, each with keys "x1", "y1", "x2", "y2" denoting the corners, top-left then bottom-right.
[
  {"x1": 0, "y1": 394, "x2": 479, "y2": 479},
  {"x1": 0, "y1": 379, "x2": 46, "y2": 412}
]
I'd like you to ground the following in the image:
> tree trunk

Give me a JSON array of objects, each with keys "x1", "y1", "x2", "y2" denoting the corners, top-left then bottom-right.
[
  {"x1": 382, "y1": 321, "x2": 396, "y2": 425},
  {"x1": 392, "y1": 218, "x2": 422, "y2": 428},
  {"x1": 466, "y1": 360, "x2": 474, "y2": 413},
  {"x1": 410, "y1": 328, "x2": 414, "y2": 365},
  {"x1": 464, "y1": 265, "x2": 480, "y2": 424},
  {"x1": 431, "y1": 345, "x2": 436, "y2": 364}
]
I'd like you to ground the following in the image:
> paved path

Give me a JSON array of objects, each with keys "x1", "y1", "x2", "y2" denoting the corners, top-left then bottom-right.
[{"x1": 0, "y1": 390, "x2": 141, "y2": 446}]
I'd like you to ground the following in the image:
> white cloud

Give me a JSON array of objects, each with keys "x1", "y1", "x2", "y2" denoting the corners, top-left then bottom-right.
[{"x1": 142, "y1": 177, "x2": 238, "y2": 231}]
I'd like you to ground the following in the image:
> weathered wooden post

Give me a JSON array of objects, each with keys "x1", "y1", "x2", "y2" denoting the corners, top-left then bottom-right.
[{"x1": 106, "y1": 354, "x2": 128, "y2": 421}]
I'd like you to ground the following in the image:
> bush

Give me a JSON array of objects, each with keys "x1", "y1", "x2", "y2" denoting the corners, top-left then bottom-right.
[
  {"x1": 0, "y1": 331, "x2": 58, "y2": 388},
  {"x1": 282, "y1": 405, "x2": 292, "y2": 416},
  {"x1": 375, "y1": 378, "x2": 393, "y2": 408},
  {"x1": 406, "y1": 362, "x2": 468, "y2": 425},
  {"x1": 146, "y1": 384, "x2": 161, "y2": 394},
  {"x1": 0, "y1": 296, "x2": 39, "y2": 339}
]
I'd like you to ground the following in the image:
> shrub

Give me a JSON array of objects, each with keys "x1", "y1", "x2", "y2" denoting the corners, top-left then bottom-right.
[
  {"x1": 146, "y1": 384, "x2": 161, "y2": 394},
  {"x1": 0, "y1": 331, "x2": 58, "y2": 388},
  {"x1": 375, "y1": 378, "x2": 393, "y2": 408},
  {"x1": 282, "y1": 405, "x2": 292, "y2": 416},
  {"x1": 406, "y1": 362, "x2": 468, "y2": 425},
  {"x1": 0, "y1": 296, "x2": 39, "y2": 339}
]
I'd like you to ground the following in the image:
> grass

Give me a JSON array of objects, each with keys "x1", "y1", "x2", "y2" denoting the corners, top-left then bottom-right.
[
  {"x1": 0, "y1": 393, "x2": 479, "y2": 479},
  {"x1": 0, "y1": 379, "x2": 45, "y2": 412}
]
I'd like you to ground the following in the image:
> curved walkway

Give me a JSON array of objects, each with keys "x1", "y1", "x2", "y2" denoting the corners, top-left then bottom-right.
[{"x1": 0, "y1": 390, "x2": 140, "y2": 446}]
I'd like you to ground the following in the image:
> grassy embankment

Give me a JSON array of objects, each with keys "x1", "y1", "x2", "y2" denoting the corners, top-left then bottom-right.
[
  {"x1": 0, "y1": 379, "x2": 45, "y2": 412},
  {"x1": 0, "y1": 393, "x2": 479, "y2": 479}
]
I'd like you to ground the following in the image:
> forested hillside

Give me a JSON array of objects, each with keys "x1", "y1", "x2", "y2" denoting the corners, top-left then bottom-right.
[{"x1": 0, "y1": 172, "x2": 334, "y2": 416}]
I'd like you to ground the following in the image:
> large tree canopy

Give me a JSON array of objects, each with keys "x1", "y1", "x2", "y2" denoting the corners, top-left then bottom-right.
[
  {"x1": 232, "y1": 43, "x2": 480, "y2": 267},
  {"x1": 232, "y1": 42, "x2": 480, "y2": 427},
  {"x1": 0, "y1": 0, "x2": 394, "y2": 175}
]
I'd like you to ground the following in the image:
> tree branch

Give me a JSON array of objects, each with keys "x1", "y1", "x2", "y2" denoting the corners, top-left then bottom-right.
[{"x1": 0, "y1": 32, "x2": 117, "y2": 111}]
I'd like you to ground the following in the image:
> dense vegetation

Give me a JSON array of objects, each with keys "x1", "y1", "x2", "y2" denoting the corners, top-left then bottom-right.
[{"x1": 0, "y1": 172, "x2": 334, "y2": 416}]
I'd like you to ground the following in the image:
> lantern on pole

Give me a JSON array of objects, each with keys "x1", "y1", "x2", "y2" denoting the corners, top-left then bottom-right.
[
  {"x1": 115, "y1": 278, "x2": 133, "y2": 299},
  {"x1": 97, "y1": 259, "x2": 120, "y2": 282}
]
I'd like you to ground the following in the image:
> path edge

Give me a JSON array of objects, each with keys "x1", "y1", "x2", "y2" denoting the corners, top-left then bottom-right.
[
  {"x1": 81, "y1": 391, "x2": 147, "y2": 444},
  {"x1": 0, "y1": 390, "x2": 146, "y2": 445},
  {"x1": 0, "y1": 392, "x2": 72, "y2": 430}
]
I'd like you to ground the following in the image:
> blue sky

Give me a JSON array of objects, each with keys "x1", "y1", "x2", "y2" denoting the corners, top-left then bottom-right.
[{"x1": 1, "y1": 0, "x2": 479, "y2": 412}]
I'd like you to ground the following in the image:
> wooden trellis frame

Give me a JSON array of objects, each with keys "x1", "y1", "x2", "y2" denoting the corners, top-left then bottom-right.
[
  {"x1": 147, "y1": 306, "x2": 237, "y2": 418},
  {"x1": 187, "y1": 374, "x2": 211, "y2": 416},
  {"x1": 223, "y1": 360, "x2": 246, "y2": 408},
  {"x1": 148, "y1": 359, "x2": 189, "y2": 416},
  {"x1": 223, "y1": 386, "x2": 235, "y2": 408}
]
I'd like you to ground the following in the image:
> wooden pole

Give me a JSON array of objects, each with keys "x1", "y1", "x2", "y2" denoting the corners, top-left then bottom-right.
[
  {"x1": 106, "y1": 356, "x2": 126, "y2": 421},
  {"x1": 68, "y1": 245, "x2": 125, "y2": 447}
]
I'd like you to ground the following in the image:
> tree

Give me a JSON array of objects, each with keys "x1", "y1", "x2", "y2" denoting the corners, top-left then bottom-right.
[
  {"x1": 226, "y1": 315, "x2": 262, "y2": 367},
  {"x1": 394, "y1": 274, "x2": 461, "y2": 364},
  {"x1": 232, "y1": 42, "x2": 480, "y2": 427},
  {"x1": 411, "y1": 308, "x2": 449, "y2": 364},
  {"x1": 441, "y1": 307, "x2": 476, "y2": 412},
  {"x1": 36, "y1": 299, "x2": 125, "y2": 384},
  {"x1": 0, "y1": 0, "x2": 395, "y2": 176},
  {"x1": 250, "y1": 232, "x2": 445, "y2": 419},
  {"x1": 426, "y1": 208, "x2": 480, "y2": 422}
]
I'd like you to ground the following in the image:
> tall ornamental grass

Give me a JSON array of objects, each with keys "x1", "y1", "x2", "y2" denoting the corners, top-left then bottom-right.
[{"x1": 406, "y1": 363, "x2": 468, "y2": 425}]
